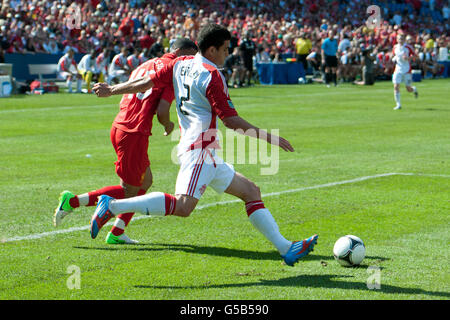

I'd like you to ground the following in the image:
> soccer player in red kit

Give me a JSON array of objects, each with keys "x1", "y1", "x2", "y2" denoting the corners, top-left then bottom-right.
[
  {"x1": 54, "y1": 39, "x2": 198, "y2": 244},
  {"x1": 91, "y1": 25, "x2": 318, "y2": 266}
]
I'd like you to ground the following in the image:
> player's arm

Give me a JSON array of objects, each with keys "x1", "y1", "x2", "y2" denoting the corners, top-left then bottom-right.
[
  {"x1": 222, "y1": 115, "x2": 294, "y2": 152},
  {"x1": 156, "y1": 98, "x2": 174, "y2": 136},
  {"x1": 93, "y1": 75, "x2": 154, "y2": 97}
]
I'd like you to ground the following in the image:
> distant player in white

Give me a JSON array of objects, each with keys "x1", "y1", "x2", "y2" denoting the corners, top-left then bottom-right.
[
  {"x1": 95, "y1": 48, "x2": 109, "y2": 84},
  {"x1": 109, "y1": 47, "x2": 132, "y2": 84},
  {"x1": 127, "y1": 48, "x2": 144, "y2": 71},
  {"x1": 57, "y1": 48, "x2": 82, "y2": 93},
  {"x1": 92, "y1": 24, "x2": 318, "y2": 266},
  {"x1": 392, "y1": 34, "x2": 418, "y2": 110}
]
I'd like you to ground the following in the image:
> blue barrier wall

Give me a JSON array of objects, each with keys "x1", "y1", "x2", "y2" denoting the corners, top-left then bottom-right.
[{"x1": 5, "y1": 53, "x2": 84, "y2": 81}]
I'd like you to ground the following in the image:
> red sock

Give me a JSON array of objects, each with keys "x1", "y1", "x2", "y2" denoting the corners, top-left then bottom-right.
[
  {"x1": 87, "y1": 185, "x2": 125, "y2": 206},
  {"x1": 69, "y1": 196, "x2": 80, "y2": 209},
  {"x1": 164, "y1": 193, "x2": 177, "y2": 216},
  {"x1": 111, "y1": 189, "x2": 147, "y2": 236},
  {"x1": 245, "y1": 200, "x2": 265, "y2": 217}
]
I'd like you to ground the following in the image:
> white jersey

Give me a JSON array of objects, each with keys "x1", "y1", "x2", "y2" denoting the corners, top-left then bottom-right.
[
  {"x1": 109, "y1": 53, "x2": 127, "y2": 73},
  {"x1": 150, "y1": 53, "x2": 238, "y2": 157},
  {"x1": 96, "y1": 52, "x2": 109, "y2": 74},
  {"x1": 78, "y1": 54, "x2": 96, "y2": 73},
  {"x1": 57, "y1": 54, "x2": 77, "y2": 73},
  {"x1": 393, "y1": 43, "x2": 414, "y2": 74}
]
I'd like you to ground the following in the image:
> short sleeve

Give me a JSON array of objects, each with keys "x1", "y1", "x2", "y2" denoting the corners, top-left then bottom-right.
[
  {"x1": 149, "y1": 59, "x2": 175, "y2": 88},
  {"x1": 205, "y1": 70, "x2": 238, "y2": 120}
]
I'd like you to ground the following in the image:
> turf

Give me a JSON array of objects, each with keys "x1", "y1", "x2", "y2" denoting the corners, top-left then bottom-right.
[{"x1": 0, "y1": 79, "x2": 449, "y2": 300}]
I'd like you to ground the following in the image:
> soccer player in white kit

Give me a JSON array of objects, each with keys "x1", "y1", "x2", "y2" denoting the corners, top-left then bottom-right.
[
  {"x1": 392, "y1": 34, "x2": 418, "y2": 110},
  {"x1": 109, "y1": 47, "x2": 132, "y2": 84},
  {"x1": 92, "y1": 24, "x2": 318, "y2": 266},
  {"x1": 57, "y1": 48, "x2": 82, "y2": 93}
]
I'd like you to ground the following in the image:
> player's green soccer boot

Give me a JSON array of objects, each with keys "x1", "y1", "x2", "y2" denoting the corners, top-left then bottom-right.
[
  {"x1": 53, "y1": 190, "x2": 75, "y2": 227},
  {"x1": 105, "y1": 232, "x2": 139, "y2": 244}
]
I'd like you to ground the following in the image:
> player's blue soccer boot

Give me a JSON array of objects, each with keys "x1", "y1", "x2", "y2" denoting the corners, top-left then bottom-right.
[
  {"x1": 90, "y1": 195, "x2": 115, "y2": 239},
  {"x1": 282, "y1": 234, "x2": 319, "y2": 266}
]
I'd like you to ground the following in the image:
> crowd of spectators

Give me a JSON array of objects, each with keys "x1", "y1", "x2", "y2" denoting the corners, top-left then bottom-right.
[{"x1": 0, "y1": 0, "x2": 449, "y2": 83}]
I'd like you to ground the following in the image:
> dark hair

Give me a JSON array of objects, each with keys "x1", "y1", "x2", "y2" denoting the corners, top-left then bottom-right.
[
  {"x1": 171, "y1": 38, "x2": 198, "y2": 52},
  {"x1": 197, "y1": 24, "x2": 231, "y2": 54}
]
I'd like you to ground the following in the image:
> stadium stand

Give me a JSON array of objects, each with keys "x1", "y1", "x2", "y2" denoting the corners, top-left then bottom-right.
[{"x1": 0, "y1": 0, "x2": 448, "y2": 84}]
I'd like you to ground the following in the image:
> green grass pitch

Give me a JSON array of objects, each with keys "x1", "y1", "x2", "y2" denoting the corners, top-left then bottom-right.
[{"x1": 0, "y1": 79, "x2": 449, "y2": 300}]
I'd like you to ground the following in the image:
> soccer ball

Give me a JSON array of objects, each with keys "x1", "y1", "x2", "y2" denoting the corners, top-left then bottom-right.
[
  {"x1": 298, "y1": 77, "x2": 306, "y2": 84},
  {"x1": 333, "y1": 235, "x2": 366, "y2": 267}
]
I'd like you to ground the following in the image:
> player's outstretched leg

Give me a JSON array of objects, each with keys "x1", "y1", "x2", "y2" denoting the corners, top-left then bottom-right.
[
  {"x1": 53, "y1": 185, "x2": 124, "y2": 227},
  {"x1": 90, "y1": 192, "x2": 178, "y2": 239},
  {"x1": 225, "y1": 172, "x2": 318, "y2": 266}
]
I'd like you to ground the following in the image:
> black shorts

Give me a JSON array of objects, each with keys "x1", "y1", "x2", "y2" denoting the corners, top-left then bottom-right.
[
  {"x1": 243, "y1": 58, "x2": 253, "y2": 71},
  {"x1": 325, "y1": 55, "x2": 338, "y2": 68}
]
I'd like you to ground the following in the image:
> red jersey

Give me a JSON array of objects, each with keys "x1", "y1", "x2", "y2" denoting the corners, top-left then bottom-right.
[{"x1": 112, "y1": 53, "x2": 176, "y2": 136}]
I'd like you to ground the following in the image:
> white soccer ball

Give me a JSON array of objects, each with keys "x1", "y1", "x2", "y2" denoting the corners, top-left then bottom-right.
[
  {"x1": 298, "y1": 77, "x2": 306, "y2": 84},
  {"x1": 333, "y1": 235, "x2": 366, "y2": 267}
]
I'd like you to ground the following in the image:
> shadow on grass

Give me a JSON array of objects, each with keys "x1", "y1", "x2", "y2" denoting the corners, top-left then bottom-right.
[
  {"x1": 134, "y1": 274, "x2": 450, "y2": 298},
  {"x1": 73, "y1": 243, "x2": 388, "y2": 265}
]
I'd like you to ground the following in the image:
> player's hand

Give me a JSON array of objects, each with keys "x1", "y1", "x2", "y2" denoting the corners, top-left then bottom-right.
[
  {"x1": 269, "y1": 134, "x2": 295, "y2": 152},
  {"x1": 93, "y1": 82, "x2": 112, "y2": 97},
  {"x1": 163, "y1": 121, "x2": 175, "y2": 136}
]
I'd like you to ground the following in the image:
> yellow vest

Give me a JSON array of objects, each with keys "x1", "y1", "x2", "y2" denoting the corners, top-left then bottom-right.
[{"x1": 296, "y1": 38, "x2": 312, "y2": 55}]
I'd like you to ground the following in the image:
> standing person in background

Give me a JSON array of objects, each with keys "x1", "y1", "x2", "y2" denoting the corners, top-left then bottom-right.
[
  {"x1": 392, "y1": 34, "x2": 418, "y2": 110},
  {"x1": 295, "y1": 32, "x2": 312, "y2": 73},
  {"x1": 239, "y1": 31, "x2": 256, "y2": 86},
  {"x1": 321, "y1": 30, "x2": 339, "y2": 87}
]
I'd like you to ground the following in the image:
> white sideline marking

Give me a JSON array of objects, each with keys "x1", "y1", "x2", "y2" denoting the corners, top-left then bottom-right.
[{"x1": 2, "y1": 172, "x2": 448, "y2": 243}]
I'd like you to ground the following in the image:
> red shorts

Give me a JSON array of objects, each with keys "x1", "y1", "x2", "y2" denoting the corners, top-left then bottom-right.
[{"x1": 110, "y1": 126, "x2": 150, "y2": 187}]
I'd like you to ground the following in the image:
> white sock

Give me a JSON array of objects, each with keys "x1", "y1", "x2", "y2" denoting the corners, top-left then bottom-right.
[
  {"x1": 248, "y1": 208, "x2": 292, "y2": 256},
  {"x1": 109, "y1": 192, "x2": 167, "y2": 216},
  {"x1": 77, "y1": 79, "x2": 82, "y2": 92},
  {"x1": 412, "y1": 86, "x2": 417, "y2": 93},
  {"x1": 113, "y1": 218, "x2": 126, "y2": 230},
  {"x1": 67, "y1": 79, "x2": 72, "y2": 92},
  {"x1": 394, "y1": 91, "x2": 401, "y2": 106},
  {"x1": 77, "y1": 193, "x2": 89, "y2": 206}
]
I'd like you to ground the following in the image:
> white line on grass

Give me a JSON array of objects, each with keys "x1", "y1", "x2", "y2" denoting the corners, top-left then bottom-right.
[{"x1": 2, "y1": 172, "x2": 448, "y2": 243}]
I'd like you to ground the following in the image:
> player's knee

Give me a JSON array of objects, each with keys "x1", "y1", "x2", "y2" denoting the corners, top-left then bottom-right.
[
  {"x1": 243, "y1": 181, "x2": 261, "y2": 202},
  {"x1": 174, "y1": 195, "x2": 196, "y2": 217},
  {"x1": 122, "y1": 184, "x2": 140, "y2": 198},
  {"x1": 141, "y1": 173, "x2": 153, "y2": 191}
]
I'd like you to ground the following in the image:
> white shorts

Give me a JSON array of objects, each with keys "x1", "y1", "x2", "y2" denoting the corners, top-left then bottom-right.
[
  {"x1": 109, "y1": 69, "x2": 129, "y2": 82},
  {"x1": 392, "y1": 72, "x2": 412, "y2": 86},
  {"x1": 175, "y1": 149, "x2": 235, "y2": 199},
  {"x1": 57, "y1": 71, "x2": 73, "y2": 80}
]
